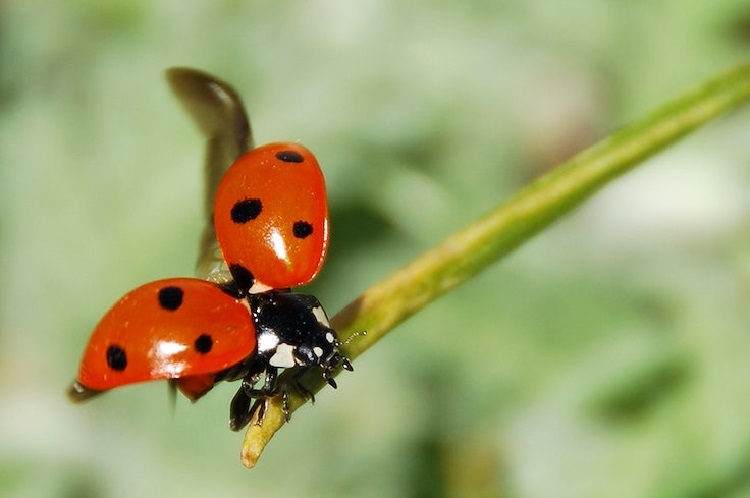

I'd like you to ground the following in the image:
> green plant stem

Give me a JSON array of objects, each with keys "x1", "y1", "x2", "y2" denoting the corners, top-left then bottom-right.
[{"x1": 240, "y1": 63, "x2": 750, "y2": 468}]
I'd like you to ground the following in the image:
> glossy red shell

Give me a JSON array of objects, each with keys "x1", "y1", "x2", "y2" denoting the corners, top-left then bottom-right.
[
  {"x1": 75, "y1": 278, "x2": 256, "y2": 391},
  {"x1": 214, "y1": 142, "x2": 329, "y2": 292}
]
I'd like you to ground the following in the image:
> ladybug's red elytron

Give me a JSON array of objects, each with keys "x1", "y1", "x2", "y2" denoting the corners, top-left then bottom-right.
[
  {"x1": 68, "y1": 68, "x2": 353, "y2": 431},
  {"x1": 215, "y1": 141, "x2": 329, "y2": 294},
  {"x1": 68, "y1": 278, "x2": 256, "y2": 401}
]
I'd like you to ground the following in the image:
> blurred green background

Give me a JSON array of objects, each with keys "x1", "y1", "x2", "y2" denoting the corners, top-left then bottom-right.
[{"x1": 3, "y1": 1, "x2": 750, "y2": 497}]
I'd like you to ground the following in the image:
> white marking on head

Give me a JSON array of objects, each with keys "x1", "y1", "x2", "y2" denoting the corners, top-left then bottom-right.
[
  {"x1": 312, "y1": 306, "x2": 329, "y2": 326},
  {"x1": 313, "y1": 347, "x2": 324, "y2": 358},
  {"x1": 269, "y1": 343, "x2": 296, "y2": 368},
  {"x1": 325, "y1": 332, "x2": 335, "y2": 344}
]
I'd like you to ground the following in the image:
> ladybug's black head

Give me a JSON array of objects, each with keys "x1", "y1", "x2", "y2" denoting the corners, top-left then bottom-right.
[{"x1": 293, "y1": 325, "x2": 338, "y2": 367}]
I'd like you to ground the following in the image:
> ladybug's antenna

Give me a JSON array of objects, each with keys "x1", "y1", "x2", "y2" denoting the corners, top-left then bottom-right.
[{"x1": 340, "y1": 329, "x2": 367, "y2": 347}]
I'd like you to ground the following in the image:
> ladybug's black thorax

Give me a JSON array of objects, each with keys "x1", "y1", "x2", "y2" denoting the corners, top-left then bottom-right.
[
  {"x1": 250, "y1": 292, "x2": 322, "y2": 346},
  {"x1": 248, "y1": 291, "x2": 337, "y2": 369}
]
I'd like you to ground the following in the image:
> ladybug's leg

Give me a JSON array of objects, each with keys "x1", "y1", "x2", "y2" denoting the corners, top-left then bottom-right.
[
  {"x1": 245, "y1": 368, "x2": 278, "y2": 424},
  {"x1": 319, "y1": 352, "x2": 354, "y2": 389},
  {"x1": 280, "y1": 389, "x2": 291, "y2": 422},
  {"x1": 277, "y1": 369, "x2": 315, "y2": 422},
  {"x1": 238, "y1": 364, "x2": 277, "y2": 398},
  {"x1": 255, "y1": 366, "x2": 290, "y2": 421},
  {"x1": 261, "y1": 367, "x2": 277, "y2": 396},
  {"x1": 229, "y1": 363, "x2": 280, "y2": 430},
  {"x1": 321, "y1": 368, "x2": 338, "y2": 389},
  {"x1": 229, "y1": 385, "x2": 262, "y2": 431},
  {"x1": 228, "y1": 365, "x2": 264, "y2": 430},
  {"x1": 340, "y1": 355, "x2": 354, "y2": 372}
]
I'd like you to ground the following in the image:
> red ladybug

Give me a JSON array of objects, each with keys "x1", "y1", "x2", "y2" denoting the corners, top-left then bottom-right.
[{"x1": 68, "y1": 68, "x2": 353, "y2": 431}]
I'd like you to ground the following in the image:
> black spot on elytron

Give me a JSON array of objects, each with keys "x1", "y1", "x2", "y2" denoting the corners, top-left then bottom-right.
[
  {"x1": 292, "y1": 221, "x2": 313, "y2": 239},
  {"x1": 229, "y1": 264, "x2": 255, "y2": 291},
  {"x1": 158, "y1": 286, "x2": 183, "y2": 311},
  {"x1": 275, "y1": 150, "x2": 304, "y2": 163},
  {"x1": 106, "y1": 345, "x2": 127, "y2": 371},
  {"x1": 194, "y1": 334, "x2": 213, "y2": 354},
  {"x1": 230, "y1": 198, "x2": 262, "y2": 224}
]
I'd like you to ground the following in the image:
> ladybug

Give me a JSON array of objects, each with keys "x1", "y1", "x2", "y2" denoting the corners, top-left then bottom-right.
[
  {"x1": 68, "y1": 67, "x2": 353, "y2": 431},
  {"x1": 68, "y1": 279, "x2": 351, "y2": 430},
  {"x1": 209, "y1": 139, "x2": 353, "y2": 427}
]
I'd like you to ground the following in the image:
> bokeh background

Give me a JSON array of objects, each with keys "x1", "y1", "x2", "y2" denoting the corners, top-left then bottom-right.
[{"x1": 3, "y1": 1, "x2": 750, "y2": 497}]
